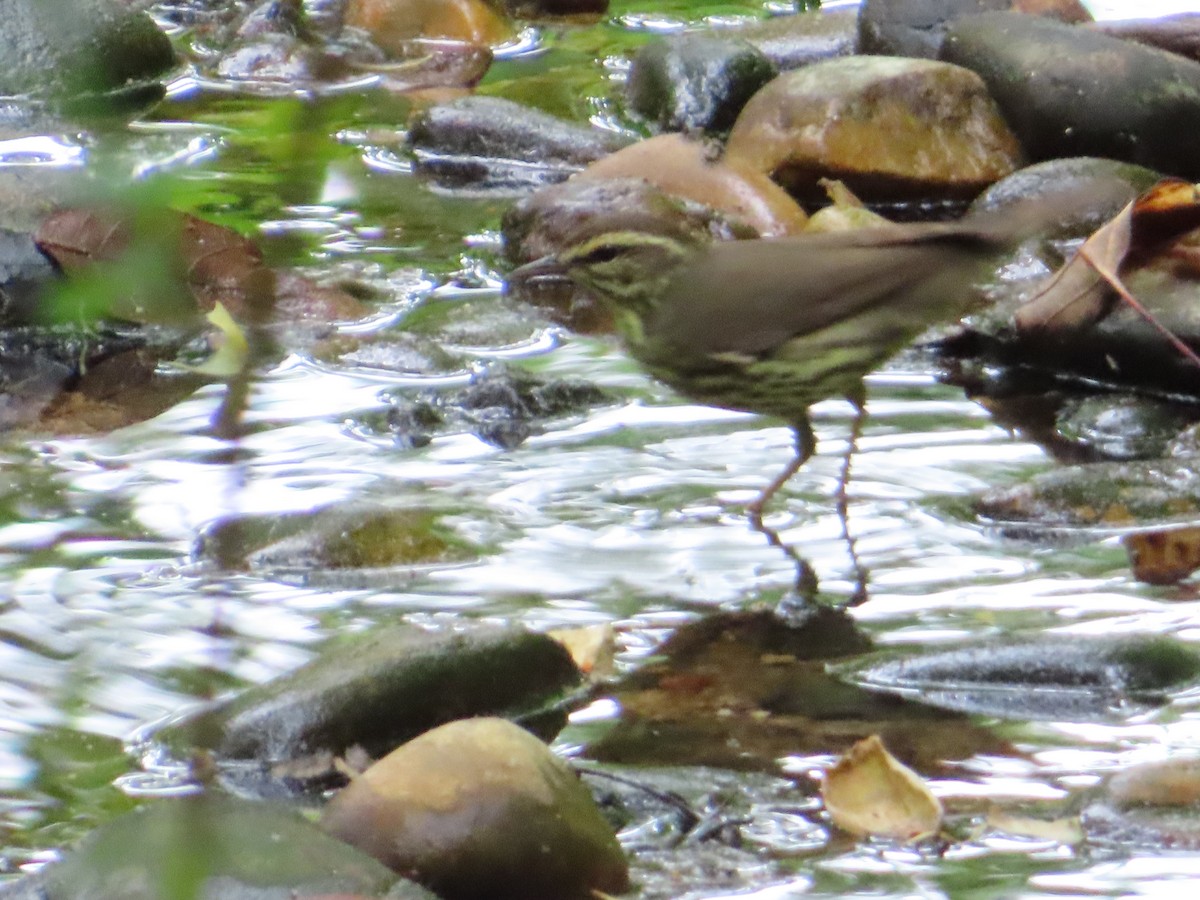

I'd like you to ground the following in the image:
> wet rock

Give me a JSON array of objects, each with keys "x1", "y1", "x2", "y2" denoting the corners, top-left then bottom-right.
[
  {"x1": 968, "y1": 157, "x2": 1160, "y2": 240},
  {"x1": 244, "y1": 506, "x2": 478, "y2": 571},
  {"x1": 358, "y1": 38, "x2": 495, "y2": 92},
  {"x1": 326, "y1": 330, "x2": 466, "y2": 374},
  {"x1": 977, "y1": 458, "x2": 1200, "y2": 529},
  {"x1": 734, "y1": 9, "x2": 859, "y2": 71},
  {"x1": 353, "y1": 368, "x2": 613, "y2": 450},
  {"x1": 0, "y1": 167, "x2": 85, "y2": 237},
  {"x1": 1087, "y1": 759, "x2": 1200, "y2": 849},
  {"x1": 236, "y1": 0, "x2": 316, "y2": 41},
  {"x1": 626, "y1": 34, "x2": 777, "y2": 135},
  {"x1": 0, "y1": 321, "x2": 198, "y2": 434},
  {"x1": 408, "y1": 95, "x2": 629, "y2": 190},
  {"x1": 1055, "y1": 395, "x2": 1197, "y2": 461},
  {"x1": 322, "y1": 717, "x2": 630, "y2": 900},
  {"x1": 1095, "y1": 14, "x2": 1200, "y2": 64},
  {"x1": 1084, "y1": 796, "x2": 1200, "y2": 851},
  {"x1": 941, "y1": 12, "x2": 1200, "y2": 179},
  {"x1": 859, "y1": 0, "x2": 1090, "y2": 59},
  {"x1": 576, "y1": 134, "x2": 808, "y2": 237},
  {"x1": 346, "y1": 0, "x2": 514, "y2": 50},
  {"x1": 502, "y1": 178, "x2": 755, "y2": 331},
  {"x1": 35, "y1": 347, "x2": 204, "y2": 437},
  {"x1": 842, "y1": 635, "x2": 1200, "y2": 720},
  {"x1": 0, "y1": 0, "x2": 176, "y2": 111},
  {"x1": 947, "y1": 261, "x2": 1200, "y2": 401},
  {"x1": 1108, "y1": 756, "x2": 1200, "y2": 808},
  {"x1": 273, "y1": 269, "x2": 369, "y2": 322},
  {"x1": 451, "y1": 368, "x2": 613, "y2": 449},
  {"x1": 171, "y1": 622, "x2": 583, "y2": 761},
  {"x1": 724, "y1": 56, "x2": 1023, "y2": 205},
  {"x1": 22, "y1": 792, "x2": 418, "y2": 900}
]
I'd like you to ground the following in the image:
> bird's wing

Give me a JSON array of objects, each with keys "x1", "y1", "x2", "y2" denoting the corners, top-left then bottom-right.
[{"x1": 651, "y1": 228, "x2": 993, "y2": 358}]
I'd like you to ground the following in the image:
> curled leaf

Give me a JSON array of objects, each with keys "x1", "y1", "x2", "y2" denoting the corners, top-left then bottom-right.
[
  {"x1": 821, "y1": 734, "x2": 942, "y2": 841},
  {"x1": 1017, "y1": 179, "x2": 1200, "y2": 334},
  {"x1": 179, "y1": 302, "x2": 249, "y2": 377}
]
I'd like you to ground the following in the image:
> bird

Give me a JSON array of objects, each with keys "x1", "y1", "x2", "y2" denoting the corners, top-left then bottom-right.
[{"x1": 507, "y1": 188, "x2": 1108, "y2": 602}]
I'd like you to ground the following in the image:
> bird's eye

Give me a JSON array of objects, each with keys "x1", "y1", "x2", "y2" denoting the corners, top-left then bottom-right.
[{"x1": 580, "y1": 245, "x2": 622, "y2": 265}]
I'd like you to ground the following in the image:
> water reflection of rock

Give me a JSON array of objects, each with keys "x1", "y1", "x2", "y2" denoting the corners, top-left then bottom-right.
[{"x1": 585, "y1": 610, "x2": 1013, "y2": 774}]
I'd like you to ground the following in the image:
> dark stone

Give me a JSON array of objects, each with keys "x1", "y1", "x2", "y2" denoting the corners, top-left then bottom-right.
[
  {"x1": 859, "y1": 0, "x2": 1089, "y2": 59},
  {"x1": 860, "y1": 0, "x2": 1014, "y2": 58},
  {"x1": 969, "y1": 157, "x2": 1160, "y2": 237},
  {"x1": 942, "y1": 12, "x2": 1200, "y2": 179},
  {"x1": 408, "y1": 96, "x2": 630, "y2": 190},
  {"x1": 626, "y1": 34, "x2": 777, "y2": 135},
  {"x1": 844, "y1": 636, "x2": 1200, "y2": 720},
  {"x1": 736, "y1": 9, "x2": 859, "y2": 71},
  {"x1": 1095, "y1": 13, "x2": 1200, "y2": 64},
  {"x1": 0, "y1": 0, "x2": 176, "y2": 111},
  {"x1": 36, "y1": 793, "x2": 411, "y2": 900},
  {"x1": 167, "y1": 623, "x2": 583, "y2": 761}
]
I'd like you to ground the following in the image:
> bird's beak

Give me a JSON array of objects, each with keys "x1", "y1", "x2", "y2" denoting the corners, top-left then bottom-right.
[{"x1": 504, "y1": 254, "x2": 572, "y2": 297}]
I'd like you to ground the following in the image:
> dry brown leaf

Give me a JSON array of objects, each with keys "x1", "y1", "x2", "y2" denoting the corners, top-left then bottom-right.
[
  {"x1": 821, "y1": 734, "x2": 943, "y2": 841},
  {"x1": 35, "y1": 206, "x2": 278, "y2": 321},
  {"x1": 35, "y1": 208, "x2": 133, "y2": 273},
  {"x1": 1017, "y1": 179, "x2": 1200, "y2": 334},
  {"x1": 1015, "y1": 196, "x2": 1133, "y2": 332},
  {"x1": 1124, "y1": 525, "x2": 1200, "y2": 585}
]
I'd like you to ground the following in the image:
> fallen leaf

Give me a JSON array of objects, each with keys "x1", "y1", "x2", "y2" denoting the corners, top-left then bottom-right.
[
  {"x1": 1124, "y1": 525, "x2": 1200, "y2": 585},
  {"x1": 1017, "y1": 179, "x2": 1200, "y2": 333},
  {"x1": 179, "y1": 302, "x2": 249, "y2": 377},
  {"x1": 35, "y1": 208, "x2": 133, "y2": 272},
  {"x1": 1016, "y1": 196, "x2": 1133, "y2": 332},
  {"x1": 821, "y1": 734, "x2": 943, "y2": 841}
]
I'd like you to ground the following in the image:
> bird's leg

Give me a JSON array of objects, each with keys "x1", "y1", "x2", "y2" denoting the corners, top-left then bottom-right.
[
  {"x1": 840, "y1": 387, "x2": 869, "y2": 606},
  {"x1": 746, "y1": 414, "x2": 816, "y2": 531},
  {"x1": 747, "y1": 415, "x2": 819, "y2": 604}
]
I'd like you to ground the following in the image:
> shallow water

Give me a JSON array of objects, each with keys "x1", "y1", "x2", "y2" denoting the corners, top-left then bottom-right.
[{"x1": 0, "y1": 0, "x2": 1198, "y2": 896}]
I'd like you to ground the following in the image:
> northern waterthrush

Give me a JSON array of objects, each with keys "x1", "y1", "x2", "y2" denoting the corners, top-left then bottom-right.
[{"x1": 507, "y1": 190, "x2": 1108, "y2": 597}]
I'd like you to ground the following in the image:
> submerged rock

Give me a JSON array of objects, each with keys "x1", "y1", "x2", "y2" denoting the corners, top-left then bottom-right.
[
  {"x1": 977, "y1": 458, "x2": 1200, "y2": 529},
  {"x1": 0, "y1": 792, "x2": 425, "y2": 900},
  {"x1": 841, "y1": 635, "x2": 1200, "y2": 720}
]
